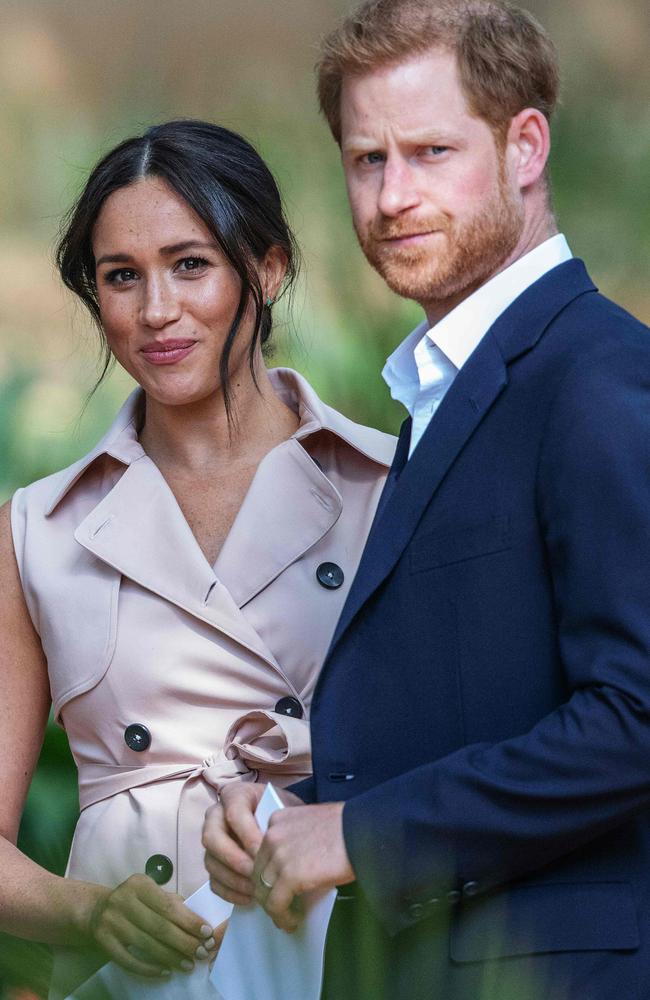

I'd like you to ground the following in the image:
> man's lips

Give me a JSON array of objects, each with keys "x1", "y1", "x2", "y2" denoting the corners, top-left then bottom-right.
[
  {"x1": 140, "y1": 339, "x2": 197, "y2": 365},
  {"x1": 378, "y1": 230, "x2": 440, "y2": 248}
]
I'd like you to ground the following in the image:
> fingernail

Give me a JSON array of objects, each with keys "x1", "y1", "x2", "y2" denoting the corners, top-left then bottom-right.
[
  {"x1": 195, "y1": 945, "x2": 209, "y2": 960},
  {"x1": 204, "y1": 937, "x2": 217, "y2": 951},
  {"x1": 181, "y1": 960, "x2": 194, "y2": 972},
  {"x1": 200, "y1": 924, "x2": 212, "y2": 938}
]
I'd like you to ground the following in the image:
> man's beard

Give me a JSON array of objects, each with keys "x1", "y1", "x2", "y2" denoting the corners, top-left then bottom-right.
[{"x1": 354, "y1": 168, "x2": 524, "y2": 309}]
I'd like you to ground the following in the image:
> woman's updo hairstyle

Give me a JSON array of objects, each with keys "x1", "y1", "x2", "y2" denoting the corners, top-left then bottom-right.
[{"x1": 56, "y1": 119, "x2": 299, "y2": 417}]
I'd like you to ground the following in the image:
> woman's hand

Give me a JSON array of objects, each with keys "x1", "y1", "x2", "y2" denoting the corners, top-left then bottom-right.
[
  {"x1": 202, "y1": 782, "x2": 303, "y2": 904},
  {"x1": 86, "y1": 874, "x2": 217, "y2": 978}
]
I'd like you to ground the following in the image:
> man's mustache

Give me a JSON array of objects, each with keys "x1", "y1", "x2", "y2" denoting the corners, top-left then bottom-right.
[{"x1": 368, "y1": 215, "x2": 451, "y2": 243}]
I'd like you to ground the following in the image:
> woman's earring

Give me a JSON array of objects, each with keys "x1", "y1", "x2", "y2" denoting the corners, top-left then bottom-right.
[{"x1": 266, "y1": 295, "x2": 275, "y2": 307}]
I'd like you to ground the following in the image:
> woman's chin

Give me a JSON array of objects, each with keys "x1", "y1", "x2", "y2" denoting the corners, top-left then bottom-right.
[{"x1": 139, "y1": 378, "x2": 221, "y2": 410}]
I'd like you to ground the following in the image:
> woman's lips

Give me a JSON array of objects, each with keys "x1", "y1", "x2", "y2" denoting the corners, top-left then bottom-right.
[{"x1": 140, "y1": 339, "x2": 197, "y2": 365}]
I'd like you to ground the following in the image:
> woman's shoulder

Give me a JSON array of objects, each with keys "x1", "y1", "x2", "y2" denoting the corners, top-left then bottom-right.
[{"x1": 11, "y1": 390, "x2": 142, "y2": 520}]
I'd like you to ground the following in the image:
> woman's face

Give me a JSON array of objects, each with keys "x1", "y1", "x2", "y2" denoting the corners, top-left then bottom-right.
[{"x1": 93, "y1": 176, "x2": 258, "y2": 407}]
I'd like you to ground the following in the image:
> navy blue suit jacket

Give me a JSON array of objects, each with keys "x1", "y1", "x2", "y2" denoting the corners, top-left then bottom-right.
[{"x1": 294, "y1": 261, "x2": 650, "y2": 999}]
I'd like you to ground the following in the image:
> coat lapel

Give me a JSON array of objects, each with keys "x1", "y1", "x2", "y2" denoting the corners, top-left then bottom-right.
[
  {"x1": 330, "y1": 259, "x2": 598, "y2": 651},
  {"x1": 74, "y1": 455, "x2": 285, "y2": 675},
  {"x1": 214, "y1": 438, "x2": 342, "y2": 608},
  {"x1": 331, "y1": 330, "x2": 508, "y2": 647}
]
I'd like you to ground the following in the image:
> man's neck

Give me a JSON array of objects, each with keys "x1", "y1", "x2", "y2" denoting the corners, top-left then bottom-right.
[{"x1": 423, "y1": 214, "x2": 559, "y2": 329}]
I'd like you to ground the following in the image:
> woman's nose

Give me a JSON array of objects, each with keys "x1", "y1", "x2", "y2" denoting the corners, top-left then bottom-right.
[{"x1": 139, "y1": 277, "x2": 181, "y2": 329}]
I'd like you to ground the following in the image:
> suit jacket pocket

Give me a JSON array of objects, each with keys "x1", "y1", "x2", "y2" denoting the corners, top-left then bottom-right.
[
  {"x1": 450, "y1": 881, "x2": 639, "y2": 962},
  {"x1": 411, "y1": 514, "x2": 511, "y2": 573}
]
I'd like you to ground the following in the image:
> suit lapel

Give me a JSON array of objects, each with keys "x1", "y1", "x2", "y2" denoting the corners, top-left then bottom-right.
[
  {"x1": 330, "y1": 259, "x2": 598, "y2": 652},
  {"x1": 74, "y1": 455, "x2": 286, "y2": 676},
  {"x1": 372, "y1": 416, "x2": 412, "y2": 523},
  {"x1": 331, "y1": 330, "x2": 508, "y2": 647}
]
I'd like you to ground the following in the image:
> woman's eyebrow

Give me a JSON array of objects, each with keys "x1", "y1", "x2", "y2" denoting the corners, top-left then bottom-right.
[
  {"x1": 158, "y1": 240, "x2": 219, "y2": 255},
  {"x1": 95, "y1": 252, "x2": 134, "y2": 267}
]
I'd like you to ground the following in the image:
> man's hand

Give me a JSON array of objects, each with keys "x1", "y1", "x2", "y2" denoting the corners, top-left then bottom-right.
[
  {"x1": 253, "y1": 802, "x2": 355, "y2": 933},
  {"x1": 202, "y1": 783, "x2": 303, "y2": 905}
]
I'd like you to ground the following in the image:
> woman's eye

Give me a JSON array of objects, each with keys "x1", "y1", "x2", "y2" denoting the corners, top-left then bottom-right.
[
  {"x1": 105, "y1": 268, "x2": 138, "y2": 285},
  {"x1": 177, "y1": 256, "x2": 209, "y2": 273}
]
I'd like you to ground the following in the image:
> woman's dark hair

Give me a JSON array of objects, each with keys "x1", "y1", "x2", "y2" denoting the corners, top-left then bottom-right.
[{"x1": 56, "y1": 119, "x2": 299, "y2": 419}]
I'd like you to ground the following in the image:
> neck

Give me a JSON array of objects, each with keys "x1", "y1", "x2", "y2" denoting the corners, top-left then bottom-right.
[
  {"x1": 139, "y1": 361, "x2": 300, "y2": 475},
  {"x1": 423, "y1": 209, "x2": 558, "y2": 328}
]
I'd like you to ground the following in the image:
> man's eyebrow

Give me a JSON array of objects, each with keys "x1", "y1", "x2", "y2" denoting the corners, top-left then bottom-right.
[
  {"x1": 95, "y1": 241, "x2": 219, "y2": 268},
  {"x1": 342, "y1": 130, "x2": 461, "y2": 155}
]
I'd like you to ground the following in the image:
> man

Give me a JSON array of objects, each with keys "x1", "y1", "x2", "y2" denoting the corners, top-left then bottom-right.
[{"x1": 203, "y1": 1, "x2": 650, "y2": 997}]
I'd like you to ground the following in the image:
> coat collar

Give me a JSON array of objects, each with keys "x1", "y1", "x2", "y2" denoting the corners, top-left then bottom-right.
[
  {"x1": 490, "y1": 258, "x2": 597, "y2": 364},
  {"x1": 44, "y1": 367, "x2": 394, "y2": 517},
  {"x1": 43, "y1": 369, "x2": 394, "y2": 678}
]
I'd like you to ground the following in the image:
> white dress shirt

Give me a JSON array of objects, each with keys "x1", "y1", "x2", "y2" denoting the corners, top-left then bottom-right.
[{"x1": 382, "y1": 234, "x2": 574, "y2": 457}]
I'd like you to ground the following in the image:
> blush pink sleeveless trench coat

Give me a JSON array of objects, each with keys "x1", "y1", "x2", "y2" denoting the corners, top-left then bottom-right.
[{"x1": 10, "y1": 368, "x2": 395, "y2": 996}]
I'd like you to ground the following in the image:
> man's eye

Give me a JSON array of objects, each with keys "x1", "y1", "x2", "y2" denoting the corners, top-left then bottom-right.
[
  {"x1": 177, "y1": 256, "x2": 209, "y2": 273},
  {"x1": 361, "y1": 152, "x2": 385, "y2": 165},
  {"x1": 428, "y1": 146, "x2": 449, "y2": 156}
]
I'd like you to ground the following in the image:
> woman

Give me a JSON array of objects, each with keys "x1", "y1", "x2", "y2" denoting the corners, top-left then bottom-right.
[{"x1": 0, "y1": 119, "x2": 395, "y2": 995}]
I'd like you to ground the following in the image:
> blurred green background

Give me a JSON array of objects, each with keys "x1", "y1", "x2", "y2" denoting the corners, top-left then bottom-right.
[{"x1": 1, "y1": 0, "x2": 649, "y2": 995}]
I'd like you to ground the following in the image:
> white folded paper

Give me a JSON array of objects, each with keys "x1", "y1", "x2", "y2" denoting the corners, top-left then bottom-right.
[
  {"x1": 211, "y1": 783, "x2": 337, "y2": 1000},
  {"x1": 66, "y1": 783, "x2": 336, "y2": 1000}
]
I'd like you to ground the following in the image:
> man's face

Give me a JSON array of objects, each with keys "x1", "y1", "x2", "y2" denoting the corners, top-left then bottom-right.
[{"x1": 340, "y1": 48, "x2": 525, "y2": 311}]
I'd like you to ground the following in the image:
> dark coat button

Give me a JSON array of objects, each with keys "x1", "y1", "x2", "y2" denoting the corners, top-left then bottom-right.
[
  {"x1": 275, "y1": 696, "x2": 304, "y2": 719},
  {"x1": 462, "y1": 880, "x2": 481, "y2": 898},
  {"x1": 145, "y1": 854, "x2": 173, "y2": 885},
  {"x1": 408, "y1": 902, "x2": 425, "y2": 921},
  {"x1": 124, "y1": 724, "x2": 151, "y2": 752},
  {"x1": 316, "y1": 563, "x2": 345, "y2": 590},
  {"x1": 446, "y1": 890, "x2": 461, "y2": 905}
]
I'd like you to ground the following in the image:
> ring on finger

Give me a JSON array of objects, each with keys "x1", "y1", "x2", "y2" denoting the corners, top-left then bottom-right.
[{"x1": 259, "y1": 871, "x2": 274, "y2": 891}]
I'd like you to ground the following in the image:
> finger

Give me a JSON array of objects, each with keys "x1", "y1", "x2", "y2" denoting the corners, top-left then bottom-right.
[
  {"x1": 209, "y1": 876, "x2": 254, "y2": 907},
  {"x1": 97, "y1": 932, "x2": 171, "y2": 979},
  {"x1": 128, "y1": 896, "x2": 218, "y2": 963},
  {"x1": 204, "y1": 856, "x2": 255, "y2": 900},
  {"x1": 120, "y1": 921, "x2": 196, "y2": 973},
  {"x1": 251, "y1": 838, "x2": 273, "y2": 898},
  {"x1": 207, "y1": 920, "x2": 229, "y2": 970},
  {"x1": 213, "y1": 919, "x2": 228, "y2": 950},
  {"x1": 137, "y1": 880, "x2": 213, "y2": 940},
  {"x1": 223, "y1": 797, "x2": 264, "y2": 860},
  {"x1": 264, "y1": 879, "x2": 303, "y2": 933},
  {"x1": 203, "y1": 812, "x2": 255, "y2": 879}
]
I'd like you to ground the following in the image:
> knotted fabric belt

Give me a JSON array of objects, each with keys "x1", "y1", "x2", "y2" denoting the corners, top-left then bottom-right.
[{"x1": 78, "y1": 709, "x2": 312, "y2": 811}]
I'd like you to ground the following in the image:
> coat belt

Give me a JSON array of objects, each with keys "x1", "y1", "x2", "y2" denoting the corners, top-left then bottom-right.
[{"x1": 78, "y1": 709, "x2": 313, "y2": 811}]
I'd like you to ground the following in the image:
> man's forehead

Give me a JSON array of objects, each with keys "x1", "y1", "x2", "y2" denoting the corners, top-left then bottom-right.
[{"x1": 339, "y1": 49, "x2": 474, "y2": 147}]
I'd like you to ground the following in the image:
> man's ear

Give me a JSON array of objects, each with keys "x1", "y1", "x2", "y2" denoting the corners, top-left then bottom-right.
[
  {"x1": 260, "y1": 246, "x2": 289, "y2": 303},
  {"x1": 506, "y1": 108, "x2": 551, "y2": 191}
]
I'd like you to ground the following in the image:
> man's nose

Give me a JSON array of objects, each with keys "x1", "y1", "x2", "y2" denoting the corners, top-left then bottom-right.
[
  {"x1": 377, "y1": 157, "x2": 422, "y2": 217},
  {"x1": 139, "y1": 276, "x2": 181, "y2": 329}
]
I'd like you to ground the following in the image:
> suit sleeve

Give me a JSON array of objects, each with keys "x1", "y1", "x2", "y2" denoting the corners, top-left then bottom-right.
[{"x1": 343, "y1": 342, "x2": 650, "y2": 934}]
